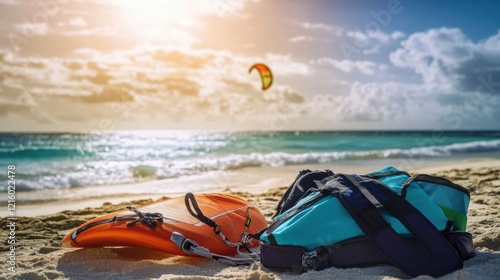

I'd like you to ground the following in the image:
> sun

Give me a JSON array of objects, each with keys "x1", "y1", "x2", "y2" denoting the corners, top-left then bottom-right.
[
  {"x1": 111, "y1": 0, "x2": 242, "y2": 42},
  {"x1": 116, "y1": 0, "x2": 192, "y2": 30}
]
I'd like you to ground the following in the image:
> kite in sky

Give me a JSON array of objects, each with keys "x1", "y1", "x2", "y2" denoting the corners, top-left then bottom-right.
[{"x1": 248, "y1": 63, "x2": 273, "y2": 91}]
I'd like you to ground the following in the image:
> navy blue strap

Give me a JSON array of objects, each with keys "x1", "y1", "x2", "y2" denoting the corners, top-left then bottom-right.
[
  {"x1": 338, "y1": 174, "x2": 463, "y2": 277},
  {"x1": 338, "y1": 174, "x2": 383, "y2": 209}
]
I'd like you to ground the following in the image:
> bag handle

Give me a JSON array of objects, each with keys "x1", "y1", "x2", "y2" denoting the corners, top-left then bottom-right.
[
  {"x1": 401, "y1": 174, "x2": 470, "y2": 198},
  {"x1": 273, "y1": 169, "x2": 312, "y2": 218},
  {"x1": 273, "y1": 169, "x2": 334, "y2": 218}
]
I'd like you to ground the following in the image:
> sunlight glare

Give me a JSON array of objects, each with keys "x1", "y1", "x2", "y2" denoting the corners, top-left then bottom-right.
[{"x1": 117, "y1": 0, "x2": 191, "y2": 29}]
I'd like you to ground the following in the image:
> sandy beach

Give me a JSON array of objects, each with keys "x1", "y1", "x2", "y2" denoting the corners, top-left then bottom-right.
[{"x1": 2, "y1": 159, "x2": 499, "y2": 280}]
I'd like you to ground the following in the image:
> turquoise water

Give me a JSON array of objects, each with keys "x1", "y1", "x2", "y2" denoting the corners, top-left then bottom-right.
[{"x1": 1, "y1": 131, "x2": 500, "y2": 191}]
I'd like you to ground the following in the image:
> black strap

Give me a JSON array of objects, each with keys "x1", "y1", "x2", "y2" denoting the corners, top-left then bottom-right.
[
  {"x1": 71, "y1": 206, "x2": 164, "y2": 244},
  {"x1": 260, "y1": 236, "x2": 386, "y2": 272},
  {"x1": 185, "y1": 192, "x2": 221, "y2": 234},
  {"x1": 338, "y1": 174, "x2": 463, "y2": 277},
  {"x1": 184, "y1": 192, "x2": 267, "y2": 255},
  {"x1": 260, "y1": 232, "x2": 474, "y2": 272},
  {"x1": 248, "y1": 228, "x2": 267, "y2": 240}
]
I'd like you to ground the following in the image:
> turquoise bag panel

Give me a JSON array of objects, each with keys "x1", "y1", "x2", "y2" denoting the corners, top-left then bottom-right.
[
  {"x1": 417, "y1": 181, "x2": 470, "y2": 230},
  {"x1": 418, "y1": 182, "x2": 470, "y2": 216},
  {"x1": 262, "y1": 194, "x2": 365, "y2": 250},
  {"x1": 261, "y1": 167, "x2": 451, "y2": 251}
]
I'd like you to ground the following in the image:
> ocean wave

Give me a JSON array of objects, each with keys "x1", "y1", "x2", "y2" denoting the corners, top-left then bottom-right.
[
  {"x1": 380, "y1": 139, "x2": 500, "y2": 158},
  {"x1": 182, "y1": 139, "x2": 500, "y2": 171},
  {"x1": 0, "y1": 147, "x2": 90, "y2": 158},
  {"x1": 3, "y1": 139, "x2": 500, "y2": 191}
]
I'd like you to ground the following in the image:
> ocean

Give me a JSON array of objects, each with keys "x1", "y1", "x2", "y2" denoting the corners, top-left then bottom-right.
[{"x1": 1, "y1": 131, "x2": 500, "y2": 193}]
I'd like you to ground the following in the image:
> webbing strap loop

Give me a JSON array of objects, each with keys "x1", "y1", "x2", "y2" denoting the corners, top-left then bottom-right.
[
  {"x1": 185, "y1": 192, "x2": 221, "y2": 234},
  {"x1": 183, "y1": 193, "x2": 264, "y2": 262}
]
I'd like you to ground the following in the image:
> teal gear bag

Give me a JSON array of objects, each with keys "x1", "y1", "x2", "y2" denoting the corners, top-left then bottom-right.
[
  {"x1": 259, "y1": 167, "x2": 474, "y2": 276},
  {"x1": 261, "y1": 166, "x2": 470, "y2": 250}
]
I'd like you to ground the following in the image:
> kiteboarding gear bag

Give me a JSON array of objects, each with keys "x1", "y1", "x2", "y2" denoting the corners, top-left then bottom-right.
[{"x1": 260, "y1": 167, "x2": 475, "y2": 277}]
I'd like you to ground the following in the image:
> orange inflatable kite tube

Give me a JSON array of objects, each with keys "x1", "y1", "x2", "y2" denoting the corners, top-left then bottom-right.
[{"x1": 62, "y1": 193, "x2": 268, "y2": 257}]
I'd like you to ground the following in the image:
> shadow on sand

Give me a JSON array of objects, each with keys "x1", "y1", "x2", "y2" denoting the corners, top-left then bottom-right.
[{"x1": 57, "y1": 247, "x2": 223, "y2": 280}]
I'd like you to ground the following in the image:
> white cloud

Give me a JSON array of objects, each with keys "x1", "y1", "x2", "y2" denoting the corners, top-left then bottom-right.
[
  {"x1": 288, "y1": 36, "x2": 314, "y2": 43},
  {"x1": 15, "y1": 23, "x2": 49, "y2": 36},
  {"x1": 299, "y1": 21, "x2": 343, "y2": 36},
  {"x1": 209, "y1": 0, "x2": 246, "y2": 17},
  {"x1": 316, "y1": 58, "x2": 387, "y2": 75},
  {"x1": 0, "y1": 42, "x2": 311, "y2": 129},
  {"x1": 347, "y1": 30, "x2": 405, "y2": 43},
  {"x1": 61, "y1": 27, "x2": 115, "y2": 36},
  {"x1": 329, "y1": 79, "x2": 350, "y2": 86},
  {"x1": 265, "y1": 53, "x2": 311, "y2": 76},
  {"x1": 341, "y1": 82, "x2": 408, "y2": 121},
  {"x1": 310, "y1": 80, "x2": 449, "y2": 126},
  {"x1": 368, "y1": 30, "x2": 404, "y2": 43},
  {"x1": 328, "y1": 28, "x2": 500, "y2": 127},
  {"x1": 302, "y1": 22, "x2": 333, "y2": 31},
  {"x1": 68, "y1": 17, "x2": 87, "y2": 27},
  {"x1": 344, "y1": 30, "x2": 405, "y2": 55},
  {"x1": 390, "y1": 27, "x2": 500, "y2": 93},
  {"x1": 0, "y1": 0, "x2": 19, "y2": 5}
]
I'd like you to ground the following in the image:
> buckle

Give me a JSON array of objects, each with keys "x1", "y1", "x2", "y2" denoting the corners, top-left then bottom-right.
[
  {"x1": 302, "y1": 247, "x2": 329, "y2": 271},
  {"x1": 171, "y1": 232, "x2": 197, "y2": 254},
  {"x1": 302, "y1": 250, "x2": 319, "y2": 271}
]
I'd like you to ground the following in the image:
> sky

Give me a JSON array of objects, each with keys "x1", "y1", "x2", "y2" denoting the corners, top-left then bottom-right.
[{"x1": 0, "y1": 0, "x2": 499, "y2": 132}]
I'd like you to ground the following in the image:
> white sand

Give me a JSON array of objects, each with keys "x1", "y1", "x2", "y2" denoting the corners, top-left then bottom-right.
[{"x1": 1, "y1": 160, "x2": 499, "y2": 279}]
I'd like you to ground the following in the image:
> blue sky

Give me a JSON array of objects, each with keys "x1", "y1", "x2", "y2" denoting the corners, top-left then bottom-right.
[{"x1": 0, "y1": 0, "x2": 499, "y2": 131}]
